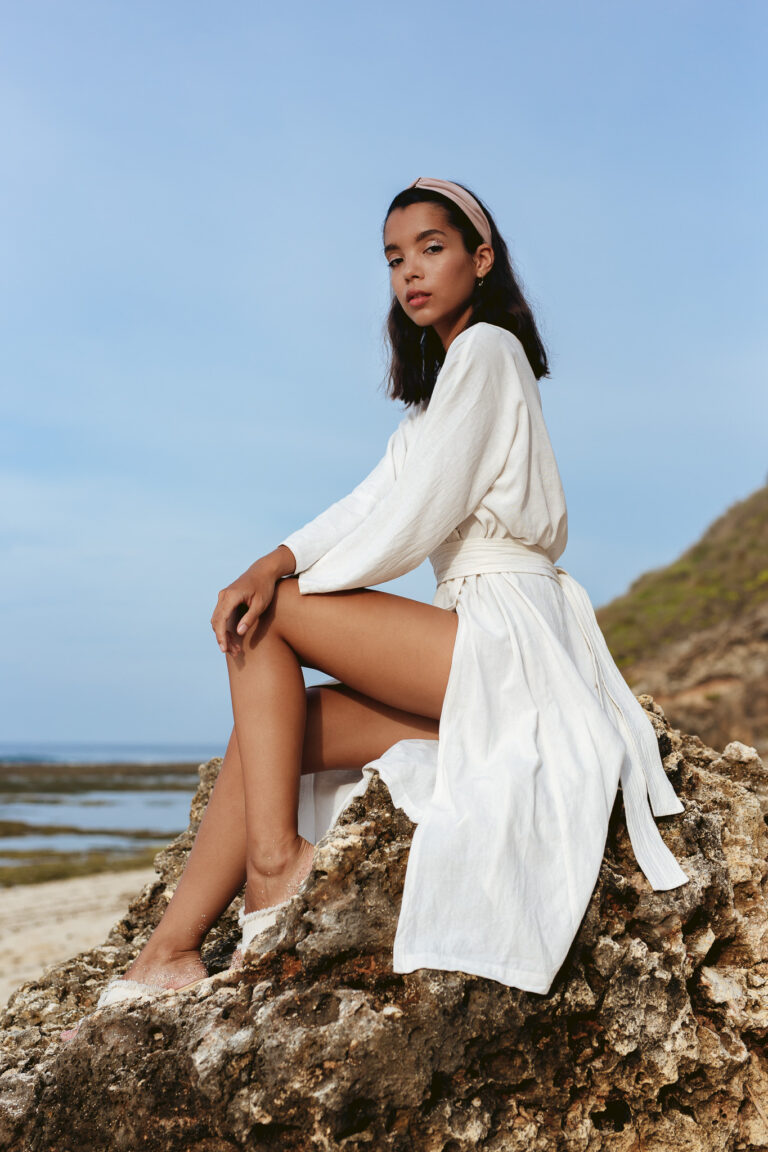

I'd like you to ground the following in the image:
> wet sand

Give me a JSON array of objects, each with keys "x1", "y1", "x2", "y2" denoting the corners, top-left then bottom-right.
[{"x1": 0, "y1": 867, "x2": 157, "y2": 1007}]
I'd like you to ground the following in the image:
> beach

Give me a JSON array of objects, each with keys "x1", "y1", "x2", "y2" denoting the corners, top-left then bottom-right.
[
  {"x1": 0, "y1": 750, "x2": 212, "y2": 1008},
  {"x1": 0, "y1": 748, "x2": 219, "y2": 1007},
  {"x1": 0, "y1": 746, "x2": 221, "y2": 1009},
  {"x1": 0, "y1": 866, "x2": 157, "y2": 1007}
]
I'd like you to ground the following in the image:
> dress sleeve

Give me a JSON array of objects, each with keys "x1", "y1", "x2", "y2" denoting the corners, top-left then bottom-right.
[
  {"x1": 279, "y1": 409, "x2": 416, "y2": 575},
  {"x1": 296, "y1": 324, "x2": 527, "y2": 594}
]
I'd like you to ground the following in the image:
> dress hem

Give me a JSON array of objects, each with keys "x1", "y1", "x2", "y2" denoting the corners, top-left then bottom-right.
[{"x1": 392, "y1": 949, "x2": 555, "y2": 995}]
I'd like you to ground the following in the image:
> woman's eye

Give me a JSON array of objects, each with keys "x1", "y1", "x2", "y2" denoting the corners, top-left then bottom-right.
[{"x1": 386, "y1": 245, "x2": 442, "y2": 269}]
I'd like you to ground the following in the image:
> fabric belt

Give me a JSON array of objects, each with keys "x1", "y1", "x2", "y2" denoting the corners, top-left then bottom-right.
[
  {"x1": 430, "y1": 537, "x2": 559, "y2": 583},
  {"x1": 428, "y1": 537, "x2": 688, "y2": 891}
]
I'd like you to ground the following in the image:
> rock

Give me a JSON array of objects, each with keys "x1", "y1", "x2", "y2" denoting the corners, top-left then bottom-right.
[
  {"x1": 1, "y1": 701, "x2": 768, "y2": 1151},
  {"x1": 623, "y1": 601, "x2": 768, "y2": 761},
  {"x1": 595, "y1": 482, "x2": 768, "y2": 762}
]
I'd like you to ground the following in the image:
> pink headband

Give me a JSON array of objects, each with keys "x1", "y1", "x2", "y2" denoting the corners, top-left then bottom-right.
[{"x1": 409, "y1": 177, "x2": 493, "y2": 247}]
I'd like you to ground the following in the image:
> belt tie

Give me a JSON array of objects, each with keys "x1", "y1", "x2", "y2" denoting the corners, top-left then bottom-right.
[{"x1": 428, "y1": 537, "x2": 688, "y2": 891}]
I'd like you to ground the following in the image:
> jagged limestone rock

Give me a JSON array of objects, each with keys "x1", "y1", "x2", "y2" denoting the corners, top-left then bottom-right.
[{"x1": 1, "y1": 699, "x2": 767, "y2": 1151}]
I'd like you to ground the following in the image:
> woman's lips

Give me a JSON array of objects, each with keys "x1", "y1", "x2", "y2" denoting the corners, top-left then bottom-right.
[{"x1": 407, "y1": 293, "x2": 431, "y2": 307}]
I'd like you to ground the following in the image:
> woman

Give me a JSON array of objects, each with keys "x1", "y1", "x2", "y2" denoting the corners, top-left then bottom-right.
[{"x1": 62, "y1": 177, "x2": 688, "y2": 1038}]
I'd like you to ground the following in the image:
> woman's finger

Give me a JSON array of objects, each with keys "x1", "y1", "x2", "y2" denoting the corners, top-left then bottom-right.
[
  {"x1": 211, "y1": 590, "x2": 242, "y2": 651},
  {"x1": 210, "y1": 611, "x2": 228, "y2": 653},
  {"x1": 235, "y1": 601, "x2": 262, "y2": 635},
  {"x1": 211, "y1": 573, "x2": 274, "y2": 652},
  {"x1": 224, "y1": 627, "x2": 242, "y2": 658}
]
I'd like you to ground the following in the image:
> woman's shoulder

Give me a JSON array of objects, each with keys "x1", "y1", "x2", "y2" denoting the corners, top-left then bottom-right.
[
  {"x1": 424, "y1": 322, "x2": 534, "y2": 415},
  {"x1": 448, "y1": 321, "x2": 526, "y2": 364},
  {"x1": 442, "y1": 322, "x2": 540, "y2": 411}
]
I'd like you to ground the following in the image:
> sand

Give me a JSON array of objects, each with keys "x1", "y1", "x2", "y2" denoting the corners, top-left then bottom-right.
[{"x1": 0, "y1": 867, "x2": 157, "y2": 1008}]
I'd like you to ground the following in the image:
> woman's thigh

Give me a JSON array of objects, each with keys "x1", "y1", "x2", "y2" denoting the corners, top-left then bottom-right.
[
  {"x1": 253, "y1": 577, "x2": 459, "y2": 720},
  {"x1": 301, "y1": 681, "x2": 439, "y2": 776}
]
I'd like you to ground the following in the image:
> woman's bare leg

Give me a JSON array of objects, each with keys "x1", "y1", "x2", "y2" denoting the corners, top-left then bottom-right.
[
  {"x1": 121, "y1": 671, "x2": 442, "y2": 987},
  {"x1": 113, "y1": 581, "x2": 455, "y2": 989},
  {"x1": 57, "y1": 684, "x2": 442, "y2": 1044},
  {"x1": 112, "y1": 581, "x2": 453, "y2": 992},
  {"x1": 121, "y1": 725, "x2": 248, "y2": 986},
  {"x1": 228, "y1": 580, "x2": 457, "y2": 918}
]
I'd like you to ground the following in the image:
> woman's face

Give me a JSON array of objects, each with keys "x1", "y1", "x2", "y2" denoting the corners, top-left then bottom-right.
[{"x1": 383, "y1": 201, "x2": 493, "y2": 350}]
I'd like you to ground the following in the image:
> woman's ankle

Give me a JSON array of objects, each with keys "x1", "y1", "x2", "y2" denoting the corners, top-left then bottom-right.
[
  {"x1": 245, "y1": 835, "x2": 314, "y2": 913},
  {"x1": 247, "y1": 833, "x2": 312, "y2": 878}
]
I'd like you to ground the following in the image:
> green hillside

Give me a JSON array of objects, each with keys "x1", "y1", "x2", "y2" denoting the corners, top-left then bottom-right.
[{"x1": 596, "y1": 484, "x2": 768, "y2": 669}]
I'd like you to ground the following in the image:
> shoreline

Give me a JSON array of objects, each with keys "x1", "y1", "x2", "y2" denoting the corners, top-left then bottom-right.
[
  {"x1": 0, "y1": 847, "x2": 162, "y2": 888},
  {"x1": 0, "y1": 759, "x2": 204, "y2": 1001},
  {"x1": 0, "y1": 758, "x2": 205, "y2": 886},
  {"x1": 0, "y1": 758, "x2": 205, "y2": 787}
]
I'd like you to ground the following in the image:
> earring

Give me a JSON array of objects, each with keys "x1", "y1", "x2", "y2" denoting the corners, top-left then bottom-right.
[{"x1": 476, "y1": 277, "x2": 484, "y2": 288}]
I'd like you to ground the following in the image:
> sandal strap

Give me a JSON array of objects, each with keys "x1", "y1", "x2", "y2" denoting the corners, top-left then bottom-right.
[
  {"x1": 96, "y1": 978, "x2": 156, "y2": 1009},
  {"x1": 238, "y1": 898, "x2": 291, "y2": 948}
]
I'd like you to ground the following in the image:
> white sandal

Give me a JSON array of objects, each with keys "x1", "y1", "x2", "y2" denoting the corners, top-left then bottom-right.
[
  {"x1": 232, "y1": 846, "x2": 315, "y2": 965},
  {"x1": 59, "y1": 973, "x2": 210, "y2": 1041},
  {"x1": 237, "y1": 897, "x2": 291, "y2": 954},
  {"x1": 96, "y1": 974, "x2": 209, "y2": 1007}
]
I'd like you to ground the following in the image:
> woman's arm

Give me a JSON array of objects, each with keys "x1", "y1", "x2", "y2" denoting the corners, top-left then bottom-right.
[
  {"x1": 278, "y1": 409, "x2": 418, "y2": 575},
  {"x1": 211, "y1": 410, "x2": 419, "y2": 653},
  {"x1": 210, "y1": 546, "x2": 295, "y2": 653},
  {"x1": 295, "y1": 324, "x2": 530, "y2": 594},
  {"x1": 259, "y1": 543, "x2": 299, "y2": 578}
]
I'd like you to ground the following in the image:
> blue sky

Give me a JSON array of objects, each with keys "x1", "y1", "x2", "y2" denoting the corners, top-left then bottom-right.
[{"x1": 2, "y1": 1, "x2": 765, "y2": 745}]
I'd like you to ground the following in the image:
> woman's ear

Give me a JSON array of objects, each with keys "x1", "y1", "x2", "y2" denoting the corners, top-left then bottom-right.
[{"x1": 474, "y1": 243, "x2": 494, "y2": 279}]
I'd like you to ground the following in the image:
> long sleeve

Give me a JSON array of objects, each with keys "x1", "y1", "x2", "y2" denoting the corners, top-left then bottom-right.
[
  {"x1": 296, "y1": 323, "x2": 529, "y2": 594},
  {"x1": 279, "y1": 407, "x2": 418, "y2": 575}
]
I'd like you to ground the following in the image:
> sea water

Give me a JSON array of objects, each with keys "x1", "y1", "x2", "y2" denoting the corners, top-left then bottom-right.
[
  {"x1": 0, "y1": 741, "x2": 224, "y2": 881},
  {"x1": 0, "y1": 740, "x2": 224, "y2": 766}
]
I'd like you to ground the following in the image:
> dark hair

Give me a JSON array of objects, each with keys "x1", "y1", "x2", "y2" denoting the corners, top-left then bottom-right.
[{"x1": 382, "y1": 181, "x2": 550, "y2": 407}]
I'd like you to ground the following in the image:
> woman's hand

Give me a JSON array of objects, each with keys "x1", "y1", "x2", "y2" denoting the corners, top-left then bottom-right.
[{"x1": 211, "y1": 546, "x2": 296, "y2": 657}]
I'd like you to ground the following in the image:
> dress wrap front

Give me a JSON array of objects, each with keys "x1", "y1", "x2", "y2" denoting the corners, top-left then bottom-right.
[{"x1": 279, "y1": 321, "x2": 689, "y2": 995}]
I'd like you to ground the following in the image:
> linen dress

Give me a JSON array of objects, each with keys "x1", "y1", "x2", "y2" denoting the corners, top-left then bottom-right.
[{"x1": 279, "y1": 320, "x2": 689, "y2": 996}]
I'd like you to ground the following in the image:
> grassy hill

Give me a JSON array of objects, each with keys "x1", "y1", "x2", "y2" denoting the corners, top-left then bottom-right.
[{"x1": 596, "y1": 484, "x2": 768, "y2": 669}]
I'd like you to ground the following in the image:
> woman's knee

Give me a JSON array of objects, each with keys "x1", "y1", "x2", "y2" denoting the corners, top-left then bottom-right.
[
  {"x1": 237, "y1": 575, "x2": 300, "y2": 647},
  {"x1": 261, "y1": 574, "x2": 302, "y2": 629}
]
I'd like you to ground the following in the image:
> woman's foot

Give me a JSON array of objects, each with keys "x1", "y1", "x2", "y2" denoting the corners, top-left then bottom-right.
[
  {"x1": 59, "y1": 950, "x2": 208, "y2": 1043},
  {"x1": 122, "y1": 947, "x2": 208, "y2": 990}
]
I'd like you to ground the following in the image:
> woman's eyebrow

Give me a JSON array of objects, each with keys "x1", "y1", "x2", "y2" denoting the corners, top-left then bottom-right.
[{"x1": 384, "y1": 228, "x2": 447, "y2": 255}]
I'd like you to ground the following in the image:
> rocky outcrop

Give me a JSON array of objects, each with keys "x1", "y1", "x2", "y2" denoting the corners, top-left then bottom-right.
[
  {"x1": 2, "y1": 703, "x2": 768, "y2": 1151},
  {"x1": 625, "y1": 601, "x2": 768, "y2": 761},
  {"x1": 596, "y1": 484, "x2": 768, "y2": 759}
]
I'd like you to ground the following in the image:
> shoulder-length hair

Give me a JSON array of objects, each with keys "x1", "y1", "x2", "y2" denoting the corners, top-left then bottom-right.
[{"x1": 382, "y1": 182, "x2": 550, "y2": 407}]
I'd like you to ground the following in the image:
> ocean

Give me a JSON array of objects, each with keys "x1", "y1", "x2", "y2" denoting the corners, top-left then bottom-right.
[
  {"x1": 0, "y1": 740, "x2": 225, "y2": 886},
  {"x1": 0, "y1": 740, "x2": 225, "y2": 766}
]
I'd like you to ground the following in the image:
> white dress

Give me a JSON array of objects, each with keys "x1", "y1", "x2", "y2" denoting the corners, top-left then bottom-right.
[{"x1": 279, "y1": 321, "x2": 689, "y2": 996}]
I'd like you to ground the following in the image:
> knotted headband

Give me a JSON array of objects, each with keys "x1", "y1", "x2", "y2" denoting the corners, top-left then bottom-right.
[{"x1": 409, "y1": 177, "x2": 493, "y2": 247}]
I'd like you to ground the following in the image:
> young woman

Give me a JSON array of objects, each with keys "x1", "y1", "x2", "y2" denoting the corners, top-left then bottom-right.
[{"x1": 62, "y1": 177, "x2": 688, "y2": 1038}]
